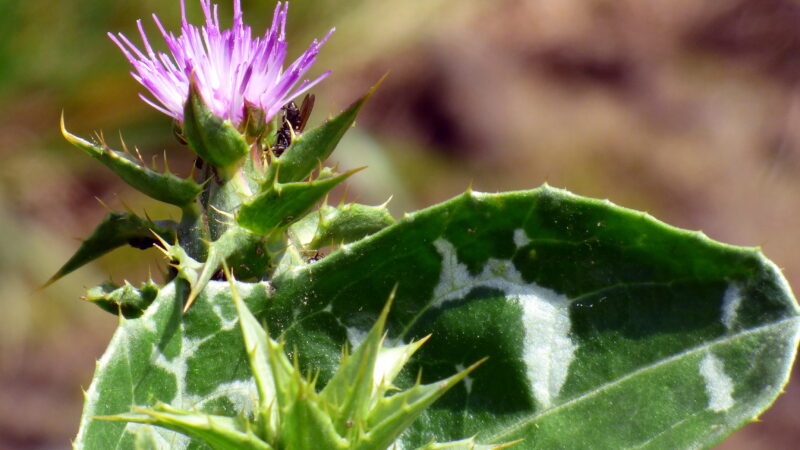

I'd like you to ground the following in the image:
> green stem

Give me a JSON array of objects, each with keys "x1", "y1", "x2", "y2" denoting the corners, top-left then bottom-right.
[
  {"x1": 230, "y1": 167, "x2": 253, "y2": 198},
  {"x1": 177, "y1": 202, "x2": 208, "y2": 261},
  {"x1": 206, "y1": 168, "x2": 248, "y2": 241}
]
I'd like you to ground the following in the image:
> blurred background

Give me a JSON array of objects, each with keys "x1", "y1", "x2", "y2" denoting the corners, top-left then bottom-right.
[{"x1": 2, "y1": 0, "x2": 800, "y2": 448}]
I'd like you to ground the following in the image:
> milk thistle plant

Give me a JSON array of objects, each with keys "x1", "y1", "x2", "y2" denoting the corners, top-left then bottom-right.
[{"x1": 55, "y1": 1, "x2": 800, "y2": 449}]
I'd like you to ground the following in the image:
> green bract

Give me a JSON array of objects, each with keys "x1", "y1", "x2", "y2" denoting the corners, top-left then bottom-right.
[
  {"x1": 45, "y1": 212, "x2": 177, "y2": 287},
  {"x1": 182, "y1": 80, "x2": 251, "y2": 175},
  {"x1": 61, "y1": 117, "x2": 203, "y2": 207}
]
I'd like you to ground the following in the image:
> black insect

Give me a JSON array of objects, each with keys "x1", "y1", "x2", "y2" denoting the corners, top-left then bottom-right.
[
  {"x1": 307, "y1": 250, "x2": 325, "y2": 263},
  {"x1": 173, "y1": 120, "x2": 188, "y2": 145},
  {"x1": 272, "y1": 94, "x2": 315, "y2": 157},
  {"x1": 210, "y1": 269, "x2": 226, "y2": 281},
  {"x1": 127, "y1": 236, "x2": 158, "y2": 250}
]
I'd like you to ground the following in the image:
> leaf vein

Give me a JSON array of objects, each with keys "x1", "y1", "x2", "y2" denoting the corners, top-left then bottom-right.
[{"x1": 486, "y1": 316, "x2": 800, "y2": 442}]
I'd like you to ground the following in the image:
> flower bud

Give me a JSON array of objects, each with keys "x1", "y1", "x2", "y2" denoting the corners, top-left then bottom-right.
[{"x1": 182, "y1": 79, "x2": 250, "y2": 173}]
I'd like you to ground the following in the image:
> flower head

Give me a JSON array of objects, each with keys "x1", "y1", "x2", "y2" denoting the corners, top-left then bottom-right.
[{"x1": 109, "y1": 0, "x2": 332, "y2": 126}]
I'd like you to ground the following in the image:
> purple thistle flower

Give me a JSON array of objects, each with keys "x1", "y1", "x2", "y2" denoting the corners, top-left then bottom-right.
[{"x1": 109, "y1": 0, "x2": 333, "y2": 126}]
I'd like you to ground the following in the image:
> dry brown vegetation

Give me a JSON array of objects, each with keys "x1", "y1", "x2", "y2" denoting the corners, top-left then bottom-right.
[{"x1": 2, "y1": 0, "x2": 800, "y2": 448}]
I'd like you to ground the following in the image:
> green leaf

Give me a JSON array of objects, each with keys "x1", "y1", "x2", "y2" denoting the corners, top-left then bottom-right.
[
  {"x1": 182, "y1": 79, "x2": 250, "y2": 173},
  {"x1": 265, "y1": 76, "x2": 384, "y2": 185},
  {"x1": 359, "y1": 360, "x2": 484, "y2": 450},
  {"x1": 76, "y1": 186, "x2": 800, "y2": 449},
  {"x1": 291, "y1": 202, "x2": 395, "y2": 250},
  {"x1": 101, "y1": 404, "x2": 273, "y2": 450},
  {"x1": 100, "y1": 404, "x2": 272, "y2": 450},
  {"x1": 74, "y1": 279, "x2": 271, "y2": 450},
  {"x1": 45, "y1": 212, "x2": 176, "y2": 287},
  {"x1": 269, "y1": 186, "x2": 800, "y2": 448},
  {"x1": 320, "y1": 297, "x2": 391, "y2": 435},
  {"x1": 84, "y1": 280, "x2": 159, "y2": 318},
  {"x1": 237, "y1": 169, "x2": 362, "y2": 236},
  {"x1": 370, "y1": 338, "x2": 429, "y2": 405},
  {"x1": 185, "y1": 225, "x2": 271, "y2": 312},
  {"x1": 229, "y1": 277, "x2": 278, "y2": 439},
  {"x1": 233, "y1": 277, "x2": 349, "y2": 449},
  {"x1": 133, "y1": 427, "x2": 162, "y2": 450},
  {"x1": 278, "y1": 380, "x2": 349, "y2": 450},
  {"x1": 61, "y1": 117, "x2": 203, "y2": 207},
  {"x1": 414, "y1": 437, "x2": 520, "y2": 449}
]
